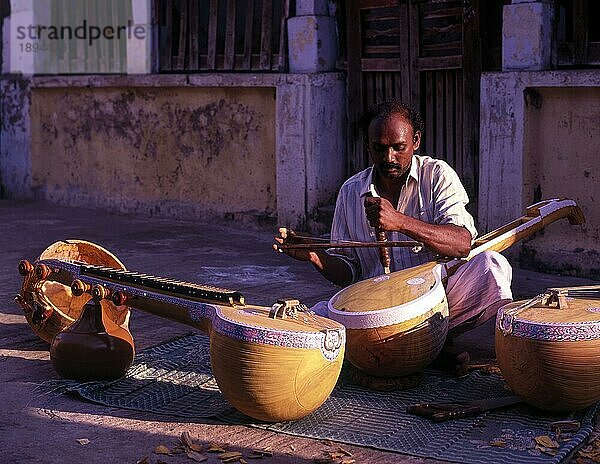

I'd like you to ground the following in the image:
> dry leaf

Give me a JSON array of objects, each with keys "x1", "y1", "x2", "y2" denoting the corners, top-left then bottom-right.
[
  {"x1": 76, "y1": 438, "x2": 90, "y2": 446},
  {"x1": 341, "y1": 459, "x2": 356, "y2": 464},
  {"x1": 208, "y1": 443, "x2": 227, "y2": 453},
  {"x1": 550, "y1": 420, "x2": 581, "y2": 434},
  {"x1": 490, "y1": 440, "x2": 506, "y2": 447},
  {"x1": 181, "y1": 431, "x2": 194, "y2": 448},
  {"x1": 338, "y1": 446, "x2": 353, "y2": 457},
  {"x1": 535, "y1": 435, "x2": 559, "y2": 449},
  {"x1": 219, "y1": 451, "x2": 243, "y2": 460},
  {"x1": 154, "y1": 445, "x2": 171, "y2": 455},
  {"x1": 223, "y1": 458, "x2": 243, "y2": 463},
  {"x1": 186, "y1": 451, "x2": 208, "y2": 462},
  {"x1": 578, "y1": 449, "x2": 600, "y2": 462}
]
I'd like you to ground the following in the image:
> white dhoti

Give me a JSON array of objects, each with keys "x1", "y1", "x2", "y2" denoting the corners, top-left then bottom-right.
[{"x1": 445, "y1": 251, "x2": 513, "y2": 336}]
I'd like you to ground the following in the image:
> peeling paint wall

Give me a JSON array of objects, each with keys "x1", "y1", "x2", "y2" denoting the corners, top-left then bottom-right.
[
  {"x1": 0, "y1": 74, "x2": 31, "y2": 199},
  {"x1": 480, "y1": 71, "x2": 600, "y2": 279},
  {"x1": 523, "y1": 87, "x2": 600, "y2": 277},
  {"x1": 29, "y1": 86, "x2": 276, "y2": 222}
]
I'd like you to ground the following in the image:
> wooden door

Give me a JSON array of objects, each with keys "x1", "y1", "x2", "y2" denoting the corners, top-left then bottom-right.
[{"x1": 341, "y1": 0, "x2": 481, "y2": 215}]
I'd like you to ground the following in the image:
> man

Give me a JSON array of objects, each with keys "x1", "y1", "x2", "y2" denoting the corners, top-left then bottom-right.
[{"x1": 275, "y1": 99, "x2": 512, "y2": 346}]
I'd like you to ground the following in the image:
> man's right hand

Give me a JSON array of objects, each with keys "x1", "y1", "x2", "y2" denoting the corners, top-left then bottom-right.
[
  {"x1": 273, "y1": 228, "x2": 355, "y2": 287},
  {"x1": 273, "y1": 227, "x2": 314, "y2": 262}
]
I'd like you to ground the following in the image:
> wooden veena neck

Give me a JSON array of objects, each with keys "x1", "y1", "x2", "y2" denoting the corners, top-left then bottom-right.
[
  {"x1": 444, "y1": 199, "x2": 585, "y2": 277},
  {"x1": 80, "y1": 264, "x2": 245, "y2": 306}
]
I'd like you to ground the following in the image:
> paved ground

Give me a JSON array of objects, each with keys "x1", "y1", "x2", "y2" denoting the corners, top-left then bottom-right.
[{"x1": 1, "y1": 200, "x2": 597, "y2": 464}]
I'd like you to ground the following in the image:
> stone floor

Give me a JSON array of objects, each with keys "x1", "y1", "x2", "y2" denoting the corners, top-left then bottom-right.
[{"x1": 0, "y1": 200, "x2": 597, "y2": 464}]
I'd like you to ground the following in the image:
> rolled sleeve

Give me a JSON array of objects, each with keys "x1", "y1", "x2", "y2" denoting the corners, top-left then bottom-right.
[{"x1": 432, "y1": 162, "x2": 478, "y2": 241}]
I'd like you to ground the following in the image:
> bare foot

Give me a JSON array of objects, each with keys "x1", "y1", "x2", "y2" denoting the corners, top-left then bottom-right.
[{"x1": 431, "y1": 345, "x2": 470, "y2": 376}]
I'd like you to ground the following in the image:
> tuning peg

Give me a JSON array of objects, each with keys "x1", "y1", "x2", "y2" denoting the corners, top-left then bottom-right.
[
  {"x1": 35, "y1": 264, "x2": 51, "y2": 280},
  {"x1": 91, "y1": 284, "x2": 110, "y2": 301},
  {"x1": 111, "y1": 290, "x2": 128, "y2": 306},
  {"x1": 18, "y1": 259, "x2": 34, "y2": 276},
  {"x1": 71, "y1": 279, "x2": 91, "y2": 297}
]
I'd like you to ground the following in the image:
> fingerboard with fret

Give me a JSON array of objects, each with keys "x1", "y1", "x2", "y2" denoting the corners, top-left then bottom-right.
[{"x1": 81, "y1": 264, "x2": 245, "y2": 306}]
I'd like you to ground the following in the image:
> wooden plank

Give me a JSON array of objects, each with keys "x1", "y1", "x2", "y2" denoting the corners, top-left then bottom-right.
[
  {"x1": 420, "y1": 41, "x2": 463, "y2": 53},
  {"x1": 162, "y1": 0, "x2": 174, "y2": 71},
  {"x1": 48, "y1": 0, "x2": 59, "y2": 73},
  {"x1": 346, "y1": 0, "x2": 365, "y2": 174},
  {"x1": 393, "y1": 73, "x2": 403, "y2": 101},
  {"x1": 435, "y1": 72, "x2": 444, "y2": 160},
  {"x1": 360, "y1": 58, "x2": 402, "y2": 71},
  {"x1": 189, "y1": 0, "x2": 200, "y2": 69},
  {"x1": 243, "y1": 0, "x2": 255, "y2": 69},
  {"x1": 259, "y1": 0, "x2": 273, "y2": 70},
  {"x1": 56, "y1": 0, "x2": 68, "y2": 72},
  {"x1": 365, "y1": 73, "x2": 375, "y2": 111},
  {"x1": 408, "y1": 1, "x2": 420, "y2": 109},
  {"x1": 462, "y1": 0, "x2": 481, "y2": 213},
  {"x1": 112, "y1": 0, "x2": 122, "y2": 72},
  {"x1": 384, "y1": 72, "x2": 393, "y2": 100},
  {"x1": 421, "y1": 7, "x2": 464, "y2": 20},
  {"x1": 277, "y1": 0, "x2": 290, "y2": 71},
  {"x1": 224, "y1": 0, "x2": 236, "y2": 69},
  {"x1": 455, "y1": 68, "x2": 463, "y2": 178},
  {"x1": 80, "y1": 1, "x2": 89, "y2": 72},
  {"x1": 425, "y1": 71, "x2": 434, "y2": 155},
  {"x1": 364, "y1": 44, "x2": 403, "y2": 55},
  {"x1": 362, "y1": 0, "x2": 400, "y2": 9},
  {"x1": 363, "y1": 9, "x2": 402, "y2": 23},
  {"x1": 573, "y1": 0, "x2": 588, "y2": 65},
  {"x1": 207, "y1": 0, "x2": 218, "y2": 69},
  {"x1": 94, "y1": 1, "x2": 104, "y2": 72},
  {"x1": 418, "y1": 55, "x2": 462, "y2": 71},
  {"x1": 375, "y1": 73, "x2": 384, "y2": 102},
  {"x1": 174, "y1": 0, "x2": 188, "y2": 70},
  {"x1": 445, "y1": 71, "x2": 455, "y2": 168},
  {"x1": 363, "y1": 27, "x2": 402, "y2": 40},
  {"x1": 398, "y1": 0, "x2": 410, "y2": 104}
]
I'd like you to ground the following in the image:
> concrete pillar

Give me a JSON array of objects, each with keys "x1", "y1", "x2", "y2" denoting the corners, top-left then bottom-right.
[
  {"x1": 287, "y1": 0, "x2": 337, "y2": 73},
  {"x1": 276, "y1": 73, "x2": 346, "y2": 230},
  {"x1": 502, "y1": 0, "x2": 554, "y2": 71}
]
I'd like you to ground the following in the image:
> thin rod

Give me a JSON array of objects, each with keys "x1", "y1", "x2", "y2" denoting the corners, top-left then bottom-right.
[{"x1": 277, "y1": 241, "x2": 423, "y2": 250}]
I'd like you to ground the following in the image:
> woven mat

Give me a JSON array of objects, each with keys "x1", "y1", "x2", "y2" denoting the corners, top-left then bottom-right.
[{"x1": 43, "y1": 333, "x2": 598, "y2": 464}]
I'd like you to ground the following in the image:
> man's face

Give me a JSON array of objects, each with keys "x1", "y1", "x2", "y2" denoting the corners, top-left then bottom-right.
[{"x1": 368, "y1": 113, "x2": 421, "y2": 181}]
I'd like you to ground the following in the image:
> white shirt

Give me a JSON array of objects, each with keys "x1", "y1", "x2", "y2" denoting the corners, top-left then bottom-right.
[{"x1": 329, "y1": 155, "x2": 478, "y2": 283}]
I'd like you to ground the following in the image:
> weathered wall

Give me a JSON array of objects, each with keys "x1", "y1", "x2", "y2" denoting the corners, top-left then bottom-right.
[
  {"x1": 29, "y1": 86, "x2": 276, "y2": 222},
  {"x1": 523, "y1": 87, "x2": 600, "y2": 277},
  {"x1": 480, "y1": 70, "x2": 600, "y2": 278},
  {"x1": 0, "y1": 74, "x2": 31, "y2": 199}
]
